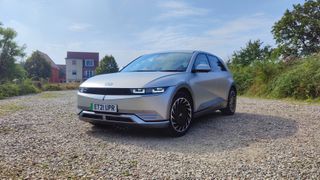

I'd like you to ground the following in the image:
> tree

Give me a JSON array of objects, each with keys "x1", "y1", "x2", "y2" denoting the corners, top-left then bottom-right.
[
  {"x1": 0, "y1": 22, "x2": 26, "y2": 82},
  {"x1": 24, "y1": 51, "x2": 51, "y2": 80},
  {"x1": 230, "y1": 40, "x2": 273, "y2": 66},
  {"x1": 272, "y1": 0, "x2": 320, "y2": 57},
  {"x1": 96, "y1": 55, "x2": 119, "y2": 74}
]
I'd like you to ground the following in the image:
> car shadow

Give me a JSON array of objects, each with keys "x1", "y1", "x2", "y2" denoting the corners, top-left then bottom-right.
[{"x1": 85, "y1": 112, "x2": 298, "y2": 154}]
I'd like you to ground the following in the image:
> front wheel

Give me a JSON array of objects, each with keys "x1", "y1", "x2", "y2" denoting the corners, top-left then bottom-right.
[
  {"x1": 220, "y1": 88, "x2": 237, "y2": 115},
  {"x1": 167, "y1": 92, "x2": 193, "y2": 137}
]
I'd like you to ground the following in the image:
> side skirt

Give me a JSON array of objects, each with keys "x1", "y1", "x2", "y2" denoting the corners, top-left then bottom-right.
[{"x1": 193, "y1": 99, "x2": 227, "y2": 118}]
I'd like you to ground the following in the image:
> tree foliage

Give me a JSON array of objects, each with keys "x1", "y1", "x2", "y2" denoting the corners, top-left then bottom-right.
[
  {"x1": 0, "y1": 22, "x2": 26, "y2": 82},
  {"x1": 24, "y1": 51, "x2": 51, "y2": 80},
  {"x1": 230, "y1": 40, "x2": 273, "y2": 66},
  {"x1": 96, "y1": 55, "x2": 119, "y2": 74},
  {"x1": 272, "y1": 0, "x2": 320, "y2": 57}
]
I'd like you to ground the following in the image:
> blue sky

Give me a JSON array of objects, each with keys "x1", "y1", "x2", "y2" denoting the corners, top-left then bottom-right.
[{"x1": 0, "y1": 0, "x2": 304, "y2": 66}]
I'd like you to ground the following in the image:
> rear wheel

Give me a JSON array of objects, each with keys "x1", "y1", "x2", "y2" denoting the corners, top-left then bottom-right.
[
  {"x1": 167, "y1": 92, "x2": 193, "y2": 137},
  {"x1": 220, "y1": 87, "x2": 237, "y2": 115}
]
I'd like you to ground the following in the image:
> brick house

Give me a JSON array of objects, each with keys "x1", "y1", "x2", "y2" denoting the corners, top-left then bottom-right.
[
  {"x1": 65, "y1": 51, "x2": 99, "y2": 82},
  {"x1": 57, "y1": 64, "x2": 66, "y2": 83},
  {"x1": 37, "y1": 51, "x2": 60, "y2": 83}
]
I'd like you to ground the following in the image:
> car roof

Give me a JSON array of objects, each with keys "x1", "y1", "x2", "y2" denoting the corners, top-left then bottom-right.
[{"x1": 143, "y1": 50, "x2": 217, "y2": 55}]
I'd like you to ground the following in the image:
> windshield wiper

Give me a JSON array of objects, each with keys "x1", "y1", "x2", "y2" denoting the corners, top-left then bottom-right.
[
  {"x1": 131, "y1": 70, "x2": 184, "y2": 72},
  {"x1": 131, "y1": 70, "x2": 155, "y2": 72},
  {"x1": 157, "y1": 70, "x2": 184, "y2": 72}
]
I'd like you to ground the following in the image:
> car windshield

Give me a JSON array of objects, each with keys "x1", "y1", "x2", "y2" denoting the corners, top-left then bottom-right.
[{"x1": 121, "y1": 52, "x2": 193, "y2": 72}]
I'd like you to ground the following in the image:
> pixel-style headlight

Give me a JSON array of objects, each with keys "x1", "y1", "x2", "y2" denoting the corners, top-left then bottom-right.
[
  {"x1": 132, "y1": 88, "x2": 145, "y2": 94},
  {"x1": 151, "y1": 87, "x2": 165, "y2": 93},
  {"x1": 79, "y1": 87, "x2": 88, "y2": 93},
  {"x1": 131, "y1": 87, "x2": 167, "y2": 94}
]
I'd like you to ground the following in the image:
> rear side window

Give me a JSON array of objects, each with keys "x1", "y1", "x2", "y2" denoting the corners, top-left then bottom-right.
[
  {"x1": 207, "y1": 55, "x2": 227, "y2": 72},
  {"x1": 193, "y1": 53, "x2": 210, "y2": 68}
]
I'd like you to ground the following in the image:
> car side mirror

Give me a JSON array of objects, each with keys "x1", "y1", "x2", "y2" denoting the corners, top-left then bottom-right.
[{"x1": 192, "y1": 64, "x2": 211, "y2": 73}]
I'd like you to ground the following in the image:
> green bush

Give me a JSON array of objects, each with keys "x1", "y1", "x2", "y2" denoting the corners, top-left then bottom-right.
[
  {"x1": 230, "y1": 53, "x2": 320, "y2": 100},
  {"x1": 0, "y1": 83, "x2": 19, "y2": 99},
  {"x1": 42, "y1": 83, "x2": 79, "y2": 91},
  {"x1": 19, "y1": 79, "x2": 40, "y2": 94},
  {"x1": 42, "y1": 84, "x2": 63, "y2": 91},
  {"x1": 0, "y1": 79, "x2": 39, "y2": 99},
  {"x1": 62, "y1": 83, "x2": 80, "y2": 90},
  {"x1": 270, "y1": 54, "x2": 320, "y2": 99},
  {"x1": 229, "y1": 65, "x2": 254, "y2": 94}
]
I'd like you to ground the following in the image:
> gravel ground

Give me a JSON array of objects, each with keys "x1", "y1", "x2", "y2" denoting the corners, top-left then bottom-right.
[{"x1": 0, "y1": 91, "x2": 319, "y2": 179}]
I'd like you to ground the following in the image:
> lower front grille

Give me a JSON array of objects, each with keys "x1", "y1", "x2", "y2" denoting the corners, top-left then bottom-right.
[
  {"x1": 82, "y1": 112, "x2": 134, "y2": 123},
  {"x1": 82, "y1": 113, "x2": 103, "y2": 120},
  {"x1": 105, "y1": 115, "x2": 133, "y2": 122}
]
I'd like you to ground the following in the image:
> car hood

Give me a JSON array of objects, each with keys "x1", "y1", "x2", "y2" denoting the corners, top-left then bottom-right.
[{"x1": 80, "y1": 72, "x2": 183, "y2": 88}]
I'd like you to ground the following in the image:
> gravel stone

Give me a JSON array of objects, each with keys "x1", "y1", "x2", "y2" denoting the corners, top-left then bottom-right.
[{"x1": 0, "y1": 91, "x2": 319, "y2": 179}]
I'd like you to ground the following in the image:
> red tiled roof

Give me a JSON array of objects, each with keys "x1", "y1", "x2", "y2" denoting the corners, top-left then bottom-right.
[
  {"x1": 66, "y1": 51, "x2": 99, "y2": 60},
  {"x1": 37, "y1": 50, "x2": 59, "y2": 69}
]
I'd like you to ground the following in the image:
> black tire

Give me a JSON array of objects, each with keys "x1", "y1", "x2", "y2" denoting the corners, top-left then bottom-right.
[
  {"x1": 167, "y1": 92, "x2": 193, "y2": 137},
  {"x1": 220, "y1": 87, "x2": 237, "y2": 115}
]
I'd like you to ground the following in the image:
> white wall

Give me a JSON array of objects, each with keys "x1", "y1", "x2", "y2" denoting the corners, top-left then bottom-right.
[{"x1": 66, "y1": 59, "x2": 83, "y2": 82}]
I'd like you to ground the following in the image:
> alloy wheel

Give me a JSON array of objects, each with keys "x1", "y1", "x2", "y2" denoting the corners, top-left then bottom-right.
[{"x1": 170, "y1": 97, "x2": 192, "y2": 132}]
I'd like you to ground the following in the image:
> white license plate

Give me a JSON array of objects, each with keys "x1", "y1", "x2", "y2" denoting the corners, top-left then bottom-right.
[{"x1": 90, "y1": 103, "x2": 118, "y2": 112}]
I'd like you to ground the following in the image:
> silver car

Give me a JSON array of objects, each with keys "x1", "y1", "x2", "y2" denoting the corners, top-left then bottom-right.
[{"x1": 78, "y1": 51, "x2": 237, "y2": 136}]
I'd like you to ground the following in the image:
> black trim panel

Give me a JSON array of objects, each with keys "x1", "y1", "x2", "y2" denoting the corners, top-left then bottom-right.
[{"x1": 82, "y1": 88, "x2": 132, "y2": 95}]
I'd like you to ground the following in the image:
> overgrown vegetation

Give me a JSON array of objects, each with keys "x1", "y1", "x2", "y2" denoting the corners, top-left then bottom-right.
[
  {"x1": 230, "y1": 53, "x2": 320, "y2": 100},
  {"x1": 229, "y1": 0, "x2": 320, "y2": 101},
  {"x1": 0, "y1": 81, "x2": 80, "y2": 100},
  {"x1": 0, "y1": 79, "x2": 39, "y2": 99},
  {"x1": 42, "y1": 82, "x2": 80, "y2": 91}
]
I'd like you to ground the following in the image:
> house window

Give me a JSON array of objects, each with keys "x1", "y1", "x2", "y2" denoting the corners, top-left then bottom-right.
[
  {"x1": 85, "y1": 70, "x2": 94, "y2": 78},
  {"x1": 72, "y1": 70, "x2": 77, "y2": 75},
  {"x1": 72, "y1": 60, "x2": 76, "y2": 65},
  {"x1": 85, "y1": 59, "x2": 94, "y2": 67}
]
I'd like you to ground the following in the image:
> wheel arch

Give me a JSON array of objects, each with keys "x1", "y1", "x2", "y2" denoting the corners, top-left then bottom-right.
[
  {"x1": 230, "y1": 83, "x2": 237, "y2": 94},
  {"x1": 170, "y1": 85, "x2": 194, "y2": 111}
]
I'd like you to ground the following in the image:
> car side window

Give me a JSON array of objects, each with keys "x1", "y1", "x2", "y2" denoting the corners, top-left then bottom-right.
[
  {"x1": 208, "y1": 55, "x2": 227, "y2": 72},
  {"x1": 193, "y1": 53, "x2": 210, "y2": 68}
]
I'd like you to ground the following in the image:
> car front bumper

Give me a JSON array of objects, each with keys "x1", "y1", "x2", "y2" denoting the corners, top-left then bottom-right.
[
  {"x1": 79, "y1": 110, "x2": 170, "y2": 128},
  {"x1": 77, "y1": 87, "x2": 175, "y2": 128}
]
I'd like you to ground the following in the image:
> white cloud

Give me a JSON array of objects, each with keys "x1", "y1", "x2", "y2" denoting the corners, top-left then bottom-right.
[
  {"x1": 67, "y1": 23, "x2": 92, "y2": 32},
  {"x1": 207, "y1": 13, "x2": 273, "y2": 39},
  {"x1": 135, "y1": 14, "x2": 275, "y2": 60},
  {"x1": 157, "y1": 1, "x2": 208, "y2": 19}
]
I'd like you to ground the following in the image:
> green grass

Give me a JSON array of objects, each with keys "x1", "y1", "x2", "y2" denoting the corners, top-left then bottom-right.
[
  {"x1": 39, "y1": 92, "x2": 59, "y2": 99},
  {"x1": 240, "y1": 95, "x2": 320, "y2": 105},
  {"x1": 0, "y1": 103, "x2": 25, "y2": 116}
]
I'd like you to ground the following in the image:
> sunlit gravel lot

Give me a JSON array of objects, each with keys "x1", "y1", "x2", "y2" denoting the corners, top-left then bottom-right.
[{"x1": 0, "y1": 91, "x2": 319, "y2": 179}]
